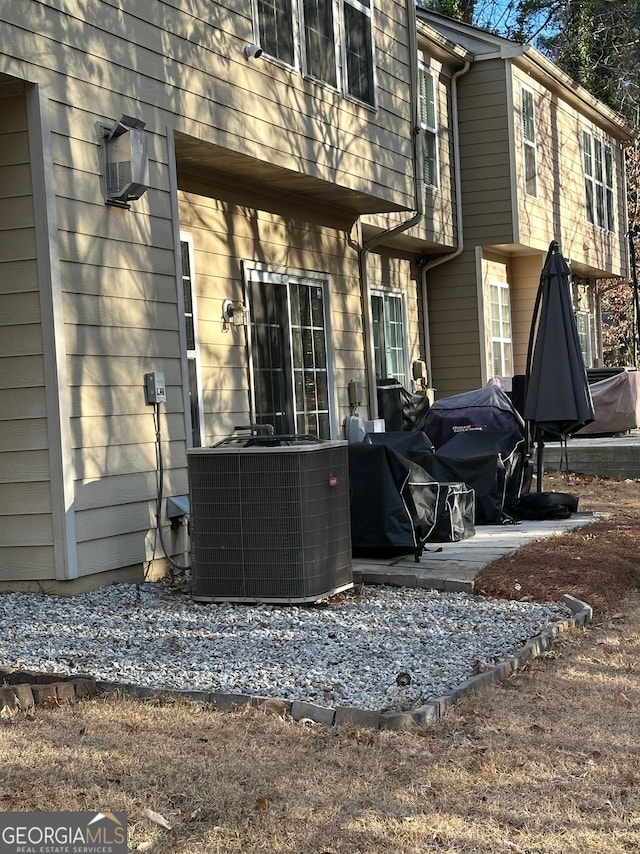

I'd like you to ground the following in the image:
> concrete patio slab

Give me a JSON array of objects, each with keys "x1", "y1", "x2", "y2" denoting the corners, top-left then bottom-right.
[{"x1": 352, "y1": 512, "x2": 597, "y2": 593}]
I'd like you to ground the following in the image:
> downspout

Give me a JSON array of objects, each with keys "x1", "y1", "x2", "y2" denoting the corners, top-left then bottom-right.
[
  {"x1": 419, "y1": 59, "x2": 471, "y2": 389},
  {"x1": 358, "y1": 0, "x2": 423, "y2": 420}
]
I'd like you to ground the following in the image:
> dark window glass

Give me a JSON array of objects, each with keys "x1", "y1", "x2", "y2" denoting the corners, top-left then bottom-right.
[
  {"x1": 303, "y1": 0, "x2": 337, "y2": 85},
  {"x1": 257, "y1": 0, "x2": 295, "y2": 65},
  {"x1": 344, "y1": 1, "x2": 374, "y2": 105}
]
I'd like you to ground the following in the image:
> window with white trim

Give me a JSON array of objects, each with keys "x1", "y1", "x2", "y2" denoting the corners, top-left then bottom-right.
[
  {"x1": 420, "y1": 65, "x2": 438, "y2": 187},
  {"x1": 252, "y1": 0, "x2": 375, "y2": 104},
  {"x1": 521, "y1": 86, "x2": 537, "y2": 197},
  {"x1": 247, "y1": 270, "x2": 332, "y2": 438},
  {"x1": 342, "y1": 0, "x2": 375, "y2": 105},
  {"x1": 256, "y1": 0, "x2": 295, "y2": 65},
  {"x1": 371, "y1": 291, "x2": 408, "y2": 386},
  {"x1": 180, "y1": 234, "x2": 204, "y2": 447},
  {"x1": 488, "y1": 281, "x2": 513, "y2": 378},
  {"x1": 582, "y1": 129, "x2": 615, "y2": 231},
  {"x1": 302, "y1": 0, "x2": 337, "y2": 86}
]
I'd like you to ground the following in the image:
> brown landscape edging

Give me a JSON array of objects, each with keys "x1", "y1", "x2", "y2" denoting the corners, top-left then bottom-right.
[{"x1": 0, "y1": 594, "x2": 592, "y2": 727}]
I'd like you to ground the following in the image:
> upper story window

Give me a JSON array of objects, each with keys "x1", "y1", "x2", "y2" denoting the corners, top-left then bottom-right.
[
  {"x1": 343, "y1": 0, "x2": 375, "y2": 105},
  {"x1": 521, "y1": 86, "x2": 537, "y2": 197},
  {"x1": 419, "y1": 66, "x2": 438, "y2": 187},
  {"x1": 256, "y1": 0, "x2": 295, "y2": 65},
  {"x1": 302, "y1": 0, "x2": 337, "y2": 86},
  {"x1": 252, "y1": 0, "x2": 376, "y2": 106},
  {"x1": 582, "y1": 129, "x2": 615, "y2": 231}
]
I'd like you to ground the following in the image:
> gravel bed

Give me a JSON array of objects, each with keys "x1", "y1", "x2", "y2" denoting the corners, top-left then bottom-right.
[{"x1": 0, "y1": 583, "x2": 570, "y2": 711}]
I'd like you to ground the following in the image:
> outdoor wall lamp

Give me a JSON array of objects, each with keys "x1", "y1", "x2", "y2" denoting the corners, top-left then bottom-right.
[
  {"x1": 244, "y1": 44, "x2": 263, "y2": 60},
  {"x1": 102, "y1": 114, "x2": 150, "y2": 206},
  {"x1": 222, "y1": 299, "x2": 248, "y2": 326}
]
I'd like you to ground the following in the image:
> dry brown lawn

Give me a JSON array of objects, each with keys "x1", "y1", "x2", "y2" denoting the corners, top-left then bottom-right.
[{"x1": 2, "y1": 472, "x2": 640, "y2": 853}]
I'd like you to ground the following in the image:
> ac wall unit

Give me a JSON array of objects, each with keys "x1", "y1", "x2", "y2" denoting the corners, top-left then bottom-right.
[{"x1": 188, "y1": 439, "x2": 353, "y2": 603}]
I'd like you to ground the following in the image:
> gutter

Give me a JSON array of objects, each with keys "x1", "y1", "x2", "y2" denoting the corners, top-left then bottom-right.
[
  {"x1": 357, "y1": 0, "x2": 423, "y2": 421},
  {"x1": 419, "y1": 59, "x2": 472, "y2": 390}
]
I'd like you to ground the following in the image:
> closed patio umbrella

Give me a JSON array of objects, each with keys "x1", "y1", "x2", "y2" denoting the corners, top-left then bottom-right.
[{"x1": 523, "y1": 241, "x2": 595, "y2": 490}]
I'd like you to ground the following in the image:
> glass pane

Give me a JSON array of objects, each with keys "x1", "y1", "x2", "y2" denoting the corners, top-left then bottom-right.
[
  {"x1": 596, "y1": 184, "x2": 605, "y2": 227},
  {"x1": 302, "y1": 328, "x2": 314, "y2": 369},
  {"x1": 585, "y1": 179, "x2": 594, "y2": 223},
  {"x1": 313, "y1": 328, "x2": 326, "y2": 366},
  {"x1": 188, "y1": 358, "x2": 201, "y2": 447},
  {"x1": 525, "y1": 145, "x2": 537, "y2": 196},
  {"x1": 492, "y1": 344, "x2": 502, "y2": 378},
  {"x1": 257, "y1": 0, "x2": 294, "y2": 64},
  {"x1": 317, "y1": 412, "x2": 330, "y2": 439},
  {"x1": 605, "y1": 146, "x2": 613, "y2": 186},
  {"x1": 503, "y1": 345, "x2": 513, "y2": 376},
  {"x1": 303, "y1": 0, "x2": 337, "y2": 85},
  {"x1": 371, "y1": 295, "x2": 384, "y2": 379},
  {"x1": 297, "y1": 284, "x2": 310, "y2": 327},
  {"x1": 606, "y1": 188, "x2": 615, "y2": 231},
  {"x1": 292, "y1": 328, "x2": 303, "y2": 369},
  {"x1": 424, "y1": 133, "x2": 437, "y2": 186},
  {"x1": 294, "y1": 369, "x2": 304, "y2": 409},
  {"x1": 344, "y1": 2, "x2": 374, "y2": 104},
  {"x1": 594, "y1": 139, "x2": 603, "y2": 181},
  {"x1": 316, "y1": 371, "x2": 328, "y2": 408},
  {"x1": 582, "y1": 131, "x2": 593, "y2": 176},
  {"x1": 311, "y1": 287, "x2": 324, "y2": 326}
]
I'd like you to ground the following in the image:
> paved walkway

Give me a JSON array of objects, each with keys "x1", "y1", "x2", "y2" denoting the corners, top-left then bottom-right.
[{"x1": 352, "y1": 512, "x2": 597, "y2": 593}]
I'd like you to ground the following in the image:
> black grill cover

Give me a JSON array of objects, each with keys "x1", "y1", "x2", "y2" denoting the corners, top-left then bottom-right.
[
  {"x1": 421, "y1": 430, "x2": 527, "y2": 524},
  {"x1": 421, "y1": 385, "x2": 524, "y2": 450},
  {"x1": 348, "y1": 443, "x2": 439, "y2": 556}
]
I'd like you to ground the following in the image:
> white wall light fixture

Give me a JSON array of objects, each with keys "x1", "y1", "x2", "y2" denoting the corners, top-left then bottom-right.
[{"x1": 103, "y1": 114, "x2": 150, "y2": 206}]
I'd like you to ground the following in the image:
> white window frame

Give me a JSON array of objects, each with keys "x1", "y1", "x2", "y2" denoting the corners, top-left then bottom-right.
[
  {"x1": 521, "y1": 85, "x2": 538, "y2": 198},
  {"x1": 488, "y1": 280, "x2": 513, "y2": 379},
  {"x1": 419, "y1": 64, "x2": 439, "y2": 188},
  {"x1": 179, "y1": 232, "x2": 205, "y2": 448},
  {"x1": 371, "y1": 290, "x2": 409, "y2": 388},
  {"x1": 300, "y1": 0, "x2": 339, "y2": 89},
  {"x1": 582, "y1": 128, "x2": 615, "y2": 231},
  {"x1": 341, "y1": 0, "x2": 377, "y2": 107},
  {"x1": 253, "y1": 0, "x2": 298, "y2": 69},
  {"x1": 251, "y1": 0, "x2": 376, "y2": 105}
]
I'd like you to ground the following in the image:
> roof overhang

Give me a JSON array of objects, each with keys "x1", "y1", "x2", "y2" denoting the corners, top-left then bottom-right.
[
  {"x1": 174, "y1": 132, "x2": 409, "y2": 227},
  {"x1": 417, "y1": 9, "x2": 635, "y2": 142}
]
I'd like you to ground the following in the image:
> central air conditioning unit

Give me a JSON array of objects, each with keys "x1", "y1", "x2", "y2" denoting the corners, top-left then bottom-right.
[{"x1": 188, "y1": 437, "x2": 353, "y2": 603}]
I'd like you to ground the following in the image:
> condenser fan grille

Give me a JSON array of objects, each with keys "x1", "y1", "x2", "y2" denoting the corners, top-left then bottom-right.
[{"x1": 188, "y1": 441, "x2": 352, "y2": 603}]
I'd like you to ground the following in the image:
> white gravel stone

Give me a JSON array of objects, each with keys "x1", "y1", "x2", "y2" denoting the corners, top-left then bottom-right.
[{"x1": 0, "y1": 582, "x2": 569, "y2": 711}]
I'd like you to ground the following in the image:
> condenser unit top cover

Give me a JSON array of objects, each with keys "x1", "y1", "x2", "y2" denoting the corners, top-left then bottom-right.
[{"x1": 188, "y1": 440, "x2": 352, "y2": 603}]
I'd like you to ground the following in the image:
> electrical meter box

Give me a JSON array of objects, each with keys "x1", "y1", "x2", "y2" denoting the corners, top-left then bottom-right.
[{"x1": 144, "y1": 371, "x2": 166, "y2": 405}]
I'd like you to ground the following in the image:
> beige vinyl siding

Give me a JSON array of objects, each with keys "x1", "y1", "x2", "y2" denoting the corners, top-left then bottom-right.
[
  {"x1": 0, "y1": 92, "x2": 55, "y2": 580},
  {"x1": 1, "y1": 0, "x2": 414, "y2": 212},
  {"x1": 511, "y1": 65, "x2": 627, "y2": 276},
  {"x1": 426, "y1": 248, "x2": 483, "y2": 397},
  {"x1": 368, "y1": 250, "x2": 420, "y2": 382},
  {"x1": 457, "y1": 61, "x2": 514, "y2": 245},
  {"x1": 426, "y1": 63, "x2": 457, "y2": 247},
  {"x1": 508, "y1": 253, "x2": 543, "y2": 376},
  {"x1": 364, "y1": 52, "x2": 458, "y2": 251},
  {"x1": 178, "y1": 190, "x2": 371, "y2": 442}
]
